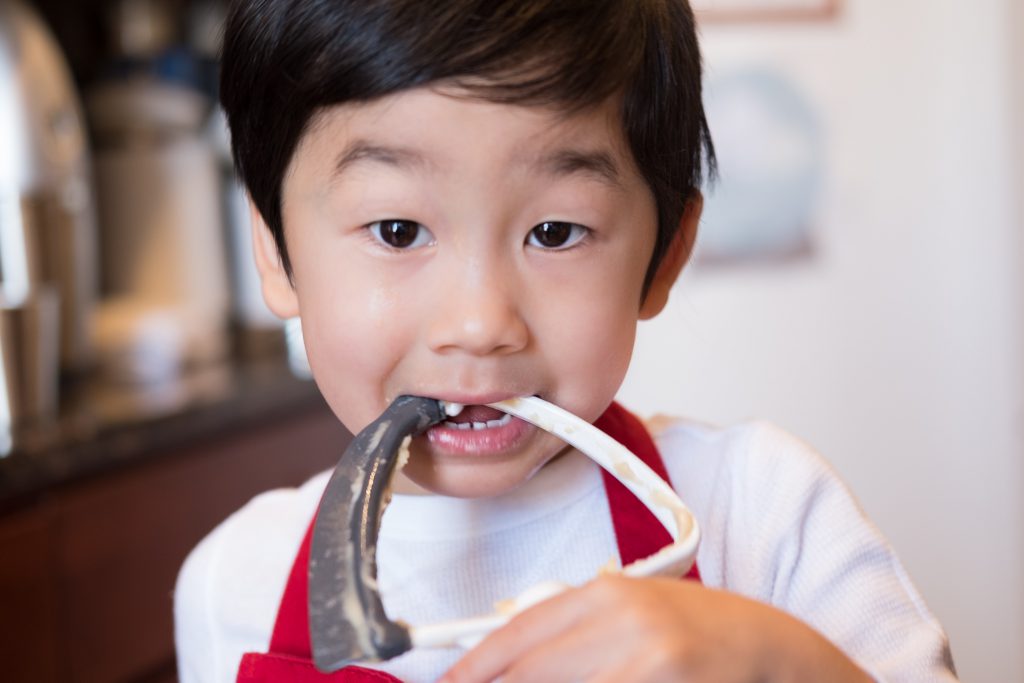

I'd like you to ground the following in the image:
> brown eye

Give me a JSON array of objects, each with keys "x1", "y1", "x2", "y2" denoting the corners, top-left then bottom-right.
[
  {"x1": 368, "y1": 220, "x2": 434, "y2": 249},
  {"x1": 527, "y1": 222, "x2": 589, "y2": 250}
]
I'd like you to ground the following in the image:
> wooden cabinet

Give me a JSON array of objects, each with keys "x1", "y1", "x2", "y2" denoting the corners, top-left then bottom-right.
[
  {"x1": 0, "y1": 504, "x2": 62, "y2": 679},
  {"x1": 0, "y1": 402, "x2": 349, "y2": 682}
]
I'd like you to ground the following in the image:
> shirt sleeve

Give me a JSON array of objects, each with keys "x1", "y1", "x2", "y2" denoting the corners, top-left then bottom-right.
[
  {"x1": 173, "y1": 472, "x2": 329, "y2": 682},
  {"x1": 174, "y1": 519, "x2": 228, "y2": 683},
  {"x1": 661, "y1": 420, "x2": 958, "y2": 682}
]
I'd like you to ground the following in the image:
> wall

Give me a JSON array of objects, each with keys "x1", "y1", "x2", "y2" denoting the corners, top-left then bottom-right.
[{"x1": 620, "y1": 1, "x2": 1023, "y2": 681}]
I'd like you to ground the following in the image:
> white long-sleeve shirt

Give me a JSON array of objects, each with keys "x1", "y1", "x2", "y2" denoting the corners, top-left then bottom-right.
[{"x1": 174, "y1": 417, "x2": 957, "y2": 682}]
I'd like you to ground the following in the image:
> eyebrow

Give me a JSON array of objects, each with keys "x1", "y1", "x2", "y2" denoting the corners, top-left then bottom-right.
[
  {"x1": 535, "y1": 148, "x2": 625, "y2": 189},
  {"x1": 333, "y1": 140, "x2": 624, "y2": 189},
  {"x1": 334, "y1": 140, "x2": 430, "y2": 176}
]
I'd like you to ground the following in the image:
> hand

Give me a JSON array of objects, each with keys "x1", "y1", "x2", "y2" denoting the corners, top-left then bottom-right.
[{"x1": 440, "y1": 575, "x2": 872, "y2": 683}]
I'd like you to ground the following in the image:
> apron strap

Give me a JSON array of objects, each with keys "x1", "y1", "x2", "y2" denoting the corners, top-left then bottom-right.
[
  {"x1": 247, "y1": 401, "x2": 699, "y2": 678},
  {"x1": 596, "y1": 403, "x2": 701, "y2": 581},
  {"x1": 268, "y1": 520, "x2": 316, "y2": 656}
]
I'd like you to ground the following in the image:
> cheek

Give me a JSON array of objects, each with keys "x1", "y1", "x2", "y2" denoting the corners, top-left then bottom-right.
[
  {"x1": 294, "y1": 271, "x2": 411, "y2": 433},
  {"x1": 541, "y1": 270, "x2": 642, "y2": 420},
  {"x1": 571, "y1": 308, "x2": 637, "y2": 392}
]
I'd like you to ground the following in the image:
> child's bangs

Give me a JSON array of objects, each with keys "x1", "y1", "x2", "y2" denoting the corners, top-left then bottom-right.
[{"x1": 285, "y1": 0, "x2": 650, "y2": 112}]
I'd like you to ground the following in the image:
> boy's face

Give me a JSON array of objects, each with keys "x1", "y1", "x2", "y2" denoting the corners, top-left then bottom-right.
[{"x1": 254, "y1": 87, "x2": 692, "y2": 498}]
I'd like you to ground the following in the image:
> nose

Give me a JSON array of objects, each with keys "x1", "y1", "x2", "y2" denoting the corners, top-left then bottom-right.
[{"x1": 426, "y1": 258, "x2": 529, "y2": 357}]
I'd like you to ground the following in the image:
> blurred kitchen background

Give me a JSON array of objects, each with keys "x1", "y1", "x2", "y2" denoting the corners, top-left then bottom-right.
[
  {"x1": 0, "y1": 0, "x2": 1020, "y2": 681},
  {"x1": 623, "y1": 1, "x2": 1024, "y2": 682},
  {"x1": 0, "y1": 1, "x2": 344, "y2": 681}
]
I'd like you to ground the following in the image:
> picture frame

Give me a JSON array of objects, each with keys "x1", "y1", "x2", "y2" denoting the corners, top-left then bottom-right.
[{"x1": 692, "y1": 0, "x2": 841, "y2": 22}]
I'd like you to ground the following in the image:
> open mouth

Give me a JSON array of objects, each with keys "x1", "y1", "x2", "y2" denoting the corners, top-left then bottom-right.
[
  {"x1": 421, "y1": 397, "x2": 544, "y2": 456},
  {"x1": 439, "y1": 403, "x2": 514, "y2": 430},
  {"x1": 425, "y1": 400, "x2": 534, "y2": 455}
]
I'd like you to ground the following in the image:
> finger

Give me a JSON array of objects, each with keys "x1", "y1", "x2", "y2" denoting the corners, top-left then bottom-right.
[
  {"x1": 501, "y1": 618, "x2": 659, "y2": 683},
  {"x1": 498, "y1": 624, "x2": 697, "y2": 683},
  {"x1": 441, "y1": 584, "x2": 598, "y2": 683},
  {"x1": 489, "y1": 613, "x2": 640, "y2": 683},
  {"x1": 585, "y1": 647, "x2": 686, "y2": 683},
  {"x1": 587, "y1": 661, "x2": 669, "y2": 683}
]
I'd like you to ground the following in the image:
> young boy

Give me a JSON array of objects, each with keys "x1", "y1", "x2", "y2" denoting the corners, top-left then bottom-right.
[{"x1": 175, "y1": 1, "x2": 958, "y2": 681}]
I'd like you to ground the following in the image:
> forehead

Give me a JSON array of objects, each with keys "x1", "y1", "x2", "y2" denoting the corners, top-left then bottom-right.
[{"x1": 288, "y1": 87, "x2": 645, "y2": 193}]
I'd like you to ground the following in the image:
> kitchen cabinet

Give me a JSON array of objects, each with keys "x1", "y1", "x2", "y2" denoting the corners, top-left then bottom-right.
[{"x1": 0, "y1": 362, "x2": 349, "y2": 682}]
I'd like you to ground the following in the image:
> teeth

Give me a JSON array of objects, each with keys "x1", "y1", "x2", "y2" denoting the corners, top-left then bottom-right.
[
  {"x1": 487, "y1": 413, "x2": 513, "y2": 428},
  {"x1": 443, "y1": 401, "x2": 465, "y2": 417},
  {"x1": 442, "y1": 412, "x2": 513, "y2": 431}
]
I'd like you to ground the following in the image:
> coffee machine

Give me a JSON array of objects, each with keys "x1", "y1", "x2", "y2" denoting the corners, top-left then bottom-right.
[{"x1": 0, "y1": 1, "x2": 99, "y2": 428}]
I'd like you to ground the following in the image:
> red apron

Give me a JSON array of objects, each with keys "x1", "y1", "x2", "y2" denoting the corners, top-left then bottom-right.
[{"x1": 237, "y1": 402, "x2": 701, "y2": 682}]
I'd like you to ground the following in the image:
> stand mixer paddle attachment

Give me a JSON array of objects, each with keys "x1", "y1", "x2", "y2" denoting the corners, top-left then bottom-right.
[{"x1": 307, "y1": 396, "x2": 701, "y2": 673}]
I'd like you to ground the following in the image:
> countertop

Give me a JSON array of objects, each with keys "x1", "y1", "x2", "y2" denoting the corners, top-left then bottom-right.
[{"x1": 0, "y1": 354, "x2": 333, "y2": 510}]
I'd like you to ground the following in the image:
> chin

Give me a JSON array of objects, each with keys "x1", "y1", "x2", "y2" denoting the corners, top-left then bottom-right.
[{"x1": 402, "y1": 459, "x2": 535, "y2": 499}]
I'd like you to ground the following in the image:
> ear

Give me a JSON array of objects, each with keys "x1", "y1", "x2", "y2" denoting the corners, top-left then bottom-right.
[
  {"x1": 639, "y1": 193, "x2": 703, "y2": 320},
  {"x1": 249, "y1": 200, "x2": 300, "y2": 319}
]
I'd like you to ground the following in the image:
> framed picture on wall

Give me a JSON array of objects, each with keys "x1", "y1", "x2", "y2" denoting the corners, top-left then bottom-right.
[
  {"x1": 692, "y1": 0, "x2": 841, "y2": 22},
  {"x1": 693, "y1": 66, "x2": 824, "y2": 268}
]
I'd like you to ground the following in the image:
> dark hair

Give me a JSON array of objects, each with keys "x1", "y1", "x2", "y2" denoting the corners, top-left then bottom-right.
[{"x1": 221, "y1": 0, "x2": 715, "y2": 292}]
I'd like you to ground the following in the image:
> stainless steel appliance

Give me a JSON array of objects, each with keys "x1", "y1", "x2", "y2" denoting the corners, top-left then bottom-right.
[{"x1": 0, "y1": 1, "x2": 99, "y2": 428}]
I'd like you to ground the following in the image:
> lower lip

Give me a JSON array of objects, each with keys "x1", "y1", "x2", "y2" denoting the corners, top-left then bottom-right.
[{"x1": 424, "y1": 414, "x2": 534, "y2": 456}]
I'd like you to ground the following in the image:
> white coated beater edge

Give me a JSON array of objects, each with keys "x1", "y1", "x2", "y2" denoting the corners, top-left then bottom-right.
[{"x1": 409, "y1": 396, "x2": 701, "y2": 651}]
